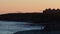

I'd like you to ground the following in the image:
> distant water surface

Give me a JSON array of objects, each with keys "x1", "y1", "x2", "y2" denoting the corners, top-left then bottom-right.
[{"x1": 0, "y1": 21, "x2": 44, "y2": 34}]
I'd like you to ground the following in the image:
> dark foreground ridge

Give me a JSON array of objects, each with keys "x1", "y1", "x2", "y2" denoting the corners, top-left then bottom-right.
[
  {"x1": 14, "y1": 30, "x2": 60, "y2": 34},
  {"x1": 14, "y1": 30, "x2": 41, "y2": 34},
  {"x1": 0, "y1": 8, "x2": 60, "y2": 32}
]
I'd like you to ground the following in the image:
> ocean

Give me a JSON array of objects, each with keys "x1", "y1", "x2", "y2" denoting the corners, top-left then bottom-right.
[{"x1": 0, "y1": 21, "x2": 44, "y2": 34}]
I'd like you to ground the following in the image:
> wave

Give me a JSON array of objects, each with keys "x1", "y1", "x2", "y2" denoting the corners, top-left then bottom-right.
[{"x1": 0, "y1": 21, "x2": 44, "y2": 34}]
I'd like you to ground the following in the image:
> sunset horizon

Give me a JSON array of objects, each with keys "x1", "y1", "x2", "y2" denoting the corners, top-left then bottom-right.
[{"x1": 0, "y1": 0, "x2": 60, "y2": 14}]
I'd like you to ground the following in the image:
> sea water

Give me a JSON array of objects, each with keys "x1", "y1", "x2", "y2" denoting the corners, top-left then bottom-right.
[{"x1": 0, "y1": 21, "x2": 44, "y2": 34}]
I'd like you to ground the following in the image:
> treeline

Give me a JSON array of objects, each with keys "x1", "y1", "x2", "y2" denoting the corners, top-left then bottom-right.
[{"x1": 0, "y1": 13, "x2": 60, "y2": 24}]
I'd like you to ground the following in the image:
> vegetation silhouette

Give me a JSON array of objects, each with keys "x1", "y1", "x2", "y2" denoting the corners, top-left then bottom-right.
[{"x1": 0, "y1": 8, "x2": 60, "y2": 32}]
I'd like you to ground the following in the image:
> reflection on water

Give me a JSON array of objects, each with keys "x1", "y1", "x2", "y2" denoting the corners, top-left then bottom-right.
[{"x1": 0, "y1": 21, "x2": 44, "y2": 34}]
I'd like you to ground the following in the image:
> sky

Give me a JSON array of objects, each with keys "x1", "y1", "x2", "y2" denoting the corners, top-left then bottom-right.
[{"x1": 0, "y1": 0, "x2": 60, "y2": 14}]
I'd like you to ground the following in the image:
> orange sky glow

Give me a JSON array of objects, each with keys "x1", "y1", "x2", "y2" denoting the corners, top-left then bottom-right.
[{"x1": 0, "y1": 0, "x2": 60, "y2": 14}]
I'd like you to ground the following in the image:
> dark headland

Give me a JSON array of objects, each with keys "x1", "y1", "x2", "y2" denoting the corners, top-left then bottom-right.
[{"x1": 0, "y1": 8, "x2": 60, "y2": 32}]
